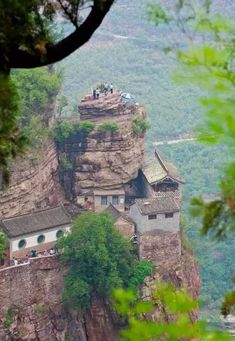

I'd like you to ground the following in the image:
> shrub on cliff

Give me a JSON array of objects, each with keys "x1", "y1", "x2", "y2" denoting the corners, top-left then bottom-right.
[
  {"x1": 56, "y1": 212, "x2": 153, "y2": 310},
  {"x1": 132, "y1": 117, "x2": 150, "y2": 137},
  {"x1": 53, "y1": 120, "x2": 94, "y2": 144},
  {"x1": 0, "y1": 232, "x2": 7, "y2": 259},
  {"x1": 97, "y1": 121, "x2": 119, "y2": 133}
]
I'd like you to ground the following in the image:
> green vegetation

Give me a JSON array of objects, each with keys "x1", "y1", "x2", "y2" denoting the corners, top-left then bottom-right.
[
  {"x1": 132, "y1": 117, "x2": 150, "y2": 137},
  {"x1": 3, "y1": 307, "x2": 14, "y2": 329},
  {"x1": 23, "y1": 116, "x2": 50, "y2": 149},
  {"x1": 114, "y1": 282, "x2": 230, "y2": 340},
  {"x1": 56, "y1": 212, "x2": 153, "y2": 310},
  {"x1": 97, "y1": 121, "x2": 118, "y2": 133},
  {"x1": 59, "y1": 154, "x2": 73, "y2": 171},
  {"x1": 53, "y1": 120, "x2": 94, "y2": 145},
  {"x1": 34, "y1": 304, "x2": 46, "y2": 314},
  {"x1": 78, "y1": 121, "x2": 94, "y2": 133},
  {"x1": 0, "y1": 231, "x2": 7, "y2": 259},
  {"x1": 12, "y1": 68, "x2": 61, "y2": 125}
]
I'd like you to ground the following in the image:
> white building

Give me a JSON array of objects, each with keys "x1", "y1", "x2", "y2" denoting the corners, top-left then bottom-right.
[
  {"x1": 0, "y1": 206, "x2": 71, "y2": 259},
  {"x1": 129, "y1": 196, "x2": 180, "y2": 235}
]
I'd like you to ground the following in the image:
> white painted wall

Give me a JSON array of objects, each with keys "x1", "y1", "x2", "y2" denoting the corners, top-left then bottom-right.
[
  {"x1": 10, "y1": 225, "x2": 70, "y2": 253},
  {"x1": 129, "y1": 204, "x2": 180, "y2": 234}
]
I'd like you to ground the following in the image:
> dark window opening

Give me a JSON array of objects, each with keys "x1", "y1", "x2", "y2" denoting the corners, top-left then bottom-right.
[
  {"x1": 37, "y1": 235, "x2": 45, "y2": 244},
  {"x1": 112, "y1": 195, "x2": 119, "y2": 205},
  {"x1": 165, "y1": 212, "x2": 174, "y2": 218},
  {"x1": 101, "y1": 196, "x2": 108, "y2": 205},
  {"x1": 56, "y1": 230, "x2": 64, "y2": 239},
  {"x1": 18, "y1": 239, "x2": 26, "y2": 249},
  {"x1": 148, "y1": 214, "x2": 157, "y2": 220}
]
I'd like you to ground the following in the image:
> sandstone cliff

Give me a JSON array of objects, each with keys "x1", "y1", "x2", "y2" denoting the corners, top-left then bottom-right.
[
  {"x1": 58, "y1": 92, "x2": 146, "y2": 200},
  {"x1": 0, "y1": 142, "x2": 64, "y2": 219}
]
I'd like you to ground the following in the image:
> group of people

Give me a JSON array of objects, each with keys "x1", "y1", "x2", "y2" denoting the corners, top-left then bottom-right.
[
  {"x1": 92, "y1": 83, "x2": 113, "y2": 100},
  {"x1": 10, "y1": 248, "x2": 57, "y2": 267}
]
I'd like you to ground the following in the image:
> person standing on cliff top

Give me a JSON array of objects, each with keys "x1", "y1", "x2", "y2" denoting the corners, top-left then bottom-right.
[
  {"x1": 92, "y1": 88, "x2": 96, "y2": 100},
  {"x1": 110, "y1": 83, "x2": 113, "y2": 94},
  {"x1": 96, "y1": 87, "x2": 100, "y2": 99}
]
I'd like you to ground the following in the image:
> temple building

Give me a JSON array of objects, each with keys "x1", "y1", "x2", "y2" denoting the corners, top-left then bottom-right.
[
  {"x1": 142, "y1": 150, "x2": 184, "y2": 194},
  {"x1": 0, "y1": 206, "x2": 71, "y2": 259}
]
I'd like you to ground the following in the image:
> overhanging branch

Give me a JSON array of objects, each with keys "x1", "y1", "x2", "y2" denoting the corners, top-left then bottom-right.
[{"x1": 10, "y1": 0, "x2": 114, "y2": 69}]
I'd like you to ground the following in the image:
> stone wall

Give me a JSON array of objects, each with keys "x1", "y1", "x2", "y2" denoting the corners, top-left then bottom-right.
[
  {"x1": 0, "y1": 256, "x2": 120, "y2": 341},
  {"x1": 0, "y1": 142, "x2": 64, "y2": 218}
]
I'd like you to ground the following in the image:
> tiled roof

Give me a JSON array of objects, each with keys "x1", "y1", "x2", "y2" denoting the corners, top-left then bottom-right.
[
  {"x1": 134, "y1": 197, "x2": 180, "y2": 215},
  {"x1": 0, "y1": 206, "x2": 71, "y2": 238},
  {"x1": 105, "y1": 204, "x2": 134, "y2": 224},
  {"x1": 142, "y1": 151, "x2": 184, "y2": 184}
]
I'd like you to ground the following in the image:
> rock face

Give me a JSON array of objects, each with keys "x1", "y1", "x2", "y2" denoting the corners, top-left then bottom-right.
[
  {"x1": 0, "y1": 142, "x2": 64, "y2": 218},
  {"x1": 58, "y1": 92, "x2": 146, "y2": 200},
  {"x1": 0, "y1": 256, "x2": 120, "y2": 341}
]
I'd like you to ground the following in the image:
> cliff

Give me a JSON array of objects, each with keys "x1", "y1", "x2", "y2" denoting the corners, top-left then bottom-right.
[
  {"x1": 0, "y1": 142, "x2": 64, "y2": 218},
  {"x1": 0, "y1": 256, "x2": 120, "y2": 341},
  {"x1": 0, "y1": 252, "x2": 199, "y2": 341},
  {"x1": 58, "y1": 92, "x2": 146, "y2": 200}
]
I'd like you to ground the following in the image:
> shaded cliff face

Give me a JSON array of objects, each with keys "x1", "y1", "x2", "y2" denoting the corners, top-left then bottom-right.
[
  {"x1": 0, "y1": 142, "x2": 64, "y2": 218},
  {"x1": 0, "y1": 257, "x2": 120, "y2": 341},
  {"x1": 58, "y1": 92, "x2": 146, "y2": 200}
]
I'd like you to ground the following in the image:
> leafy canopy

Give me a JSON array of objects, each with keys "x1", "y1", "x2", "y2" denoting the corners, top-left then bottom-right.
[
  {"x1": 56, "y1": 212, "x2": 153, "y2": 310},
  {"x1": 113, "y1": 282, "x2": 230, "y2": 341}
]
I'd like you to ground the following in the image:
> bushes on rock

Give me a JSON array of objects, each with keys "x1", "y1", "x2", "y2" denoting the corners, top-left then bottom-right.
[{"x1": 97, "y1": 121, "x2": 119, "y2": 133}]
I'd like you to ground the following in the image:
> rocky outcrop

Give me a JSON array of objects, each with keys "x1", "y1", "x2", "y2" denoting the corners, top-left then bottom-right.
[
  {"x1": 58, "y1": 92, "x2": 146, "y2": 199},
  {"x1": 0, "y1": 256, "x2": 120, "y2": 341},
  {"x1": 0, "y1": 142, "x2": 64, "y2": 218}
]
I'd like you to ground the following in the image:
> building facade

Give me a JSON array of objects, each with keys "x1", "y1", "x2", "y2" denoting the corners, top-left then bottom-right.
[
  {"x1": 129, "y1": 197, "x2": 180, "y2": 234},
  {"x1": 0, "y1": 206, "x2": 71, "y2": 259}
]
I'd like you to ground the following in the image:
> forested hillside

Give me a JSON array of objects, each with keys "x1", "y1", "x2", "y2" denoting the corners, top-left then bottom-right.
[{"x1": 57, "y1": 0, "x2": 234, "y2": 324}]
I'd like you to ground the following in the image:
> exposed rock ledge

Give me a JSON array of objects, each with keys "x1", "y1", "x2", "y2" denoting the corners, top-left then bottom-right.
[{"x1": 0, "y1": 142, "x2": 64, "y2": 219}]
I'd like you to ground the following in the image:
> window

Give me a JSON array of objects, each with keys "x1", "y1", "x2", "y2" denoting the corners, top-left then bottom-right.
[
  {"x1": 112, "y1": 195, "x2": 119, "y2": 205},
  {"x1": 148, "y1": 214, "x2": 157, "y2": 220},
  {"x1": 37, "y1": 235, "x2": 45, "y2": 244},
  {"x1": 18, "y1": 239, "x2": 26, "y2": 249},
  {"x1": 101, "y1": 196, "x2": 108, "y2": 205},
  {"x1": 56, "y1": 230, "x2": 64, "y2": 239},
  {"x1": 165, "y1": 212, "x2": 174, "y2": 218}
]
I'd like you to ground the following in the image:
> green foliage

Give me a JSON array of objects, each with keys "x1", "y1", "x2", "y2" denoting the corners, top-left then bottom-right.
[
  {"x1": 23, "y1": 115, "x2": 50, "y2": 149},
  {"x1": 0, "y1": 231, "x2": 7, "y2": 259},
  {"x1": 59, "y1": 154, "x2": 73, "y2": 171},
  {"x1": 56, "y1": 212, "x2": 151, "y2": 310},
  {"x1": 53, "y1": 120, "x2": 94, "y2": 144},
  {"x1": 12, "y1": 68, "x2": 61, "y2": 125},
  {"x1": 97, "y1": 121, "x2": 119, "y2": 133},
  {"x1": 53, "y1": 121, "x2": 75, "y2": 144},
  {"x1": 128, "y1": 261, "x2": 154, "y2": 290},
  {"x1": 0, "y1": 75, "x2": 28, "y2": 188},
  {"x1": 113, "y1": 282, "x2": 230, "y2": 341},
  {"x1": 3, "y1": 306, "x2": 14, "y2": 329},
  {"x1": 132, "y1": 117, "x2": 150, "y2": 137},
  {"x1": 78, "y1": 120, "x2": 94, "y2": 133},
  {"x1": 34, "y1": 304, "x2": 46, "y2": 313}
]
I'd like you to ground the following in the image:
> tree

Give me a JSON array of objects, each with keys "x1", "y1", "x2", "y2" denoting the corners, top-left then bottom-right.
[
  {"x1": 0, "y1": 1, "x2": 115, "y2": 188},
  {"x1": 56, "y1": 212, "x2": 153, "y2": 310},
  {"x1": 0, "y1": 0, "x2": 115, "y2": 74},
  {"x1": 113, "y1": 282, "x2": 230, "y2": 341},
  {"x1": 0, "y1": 232, "x2": 7, "y2": 259},
  {"x1": 148, "y1": 0, "x2": 235, "y2": 317}
]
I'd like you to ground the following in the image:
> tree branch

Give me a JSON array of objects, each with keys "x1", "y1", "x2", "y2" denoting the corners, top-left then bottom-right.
[{"x1": 9, "y1": 0, "x2": 114, "y2": 69}]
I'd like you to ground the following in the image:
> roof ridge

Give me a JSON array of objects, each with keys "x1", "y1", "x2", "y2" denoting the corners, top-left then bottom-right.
[
  {"x1": 154, "y1": 149, "x2": 168, "y2": 173},
  {"x1": 1, "y1": 205, "x2": 66, "y2": 222}
]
